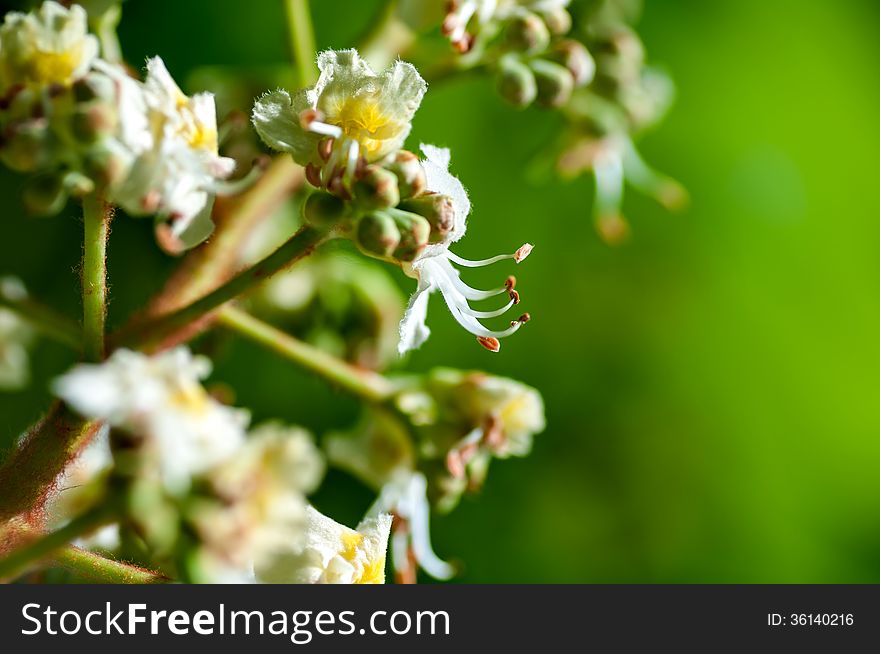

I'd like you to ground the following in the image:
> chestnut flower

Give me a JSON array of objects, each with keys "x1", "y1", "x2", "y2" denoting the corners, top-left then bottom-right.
[{"x1": 398, "y1": 144, "x2": 533, "y2": 354}]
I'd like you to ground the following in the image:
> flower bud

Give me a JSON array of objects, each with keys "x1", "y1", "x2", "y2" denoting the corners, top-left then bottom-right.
[
  {"x1": 83, "y1": 145, "x2": 130, "y2": 188},
  {"x1": 530, "y1": 59, "x2": 574, "y2": 108},
  {"x1": 399, "y1": 193, "x2": 455, "y2": 243},
  {"x1": 22, "y1": 173, "x2": 67, "y2": 216},
  {"x1": 303, "y1": 190, "x2": 348, "y2": 228},
  {"x1": 385, "y1": 150, "x2": 426, "y2": 199},
  {"x1": 496, "y1": 55, "x2": 537, "y2": 108},
  {"x1": 71, "y1": 102, "x2": 118, "y2": 142},
  {"x1": 353, "y1": 164, "x2": 400, "y2": 210},
  {"x1": 504, "y1": 12, "x2": 551, "y2": 55},
  {"x1": 388, "y1": 209, "x2": 431, "y2": 262},
  {"x1": 72, "y1": 74, "x2": 115, "y2": 104},
  {"x1": 541, "y1": 8, "x2": 572, "y2": 36},
  {"x1": 549, "y1": 40, "x2": 595, "y2": 87},
  {"x1": 0, "y1": 119, "x2": 51, "y2": 172},
  {"x1": 356, "y1": 212, "x2": 401, "y2": 258}
]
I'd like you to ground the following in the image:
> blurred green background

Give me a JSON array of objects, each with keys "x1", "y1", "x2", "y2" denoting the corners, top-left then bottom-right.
[{"x1": 3, "y1": 0, "x2": 880, "y2": 582}]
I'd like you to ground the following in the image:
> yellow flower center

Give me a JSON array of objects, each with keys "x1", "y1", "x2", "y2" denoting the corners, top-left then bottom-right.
[
  {"x1": 20, "y1": 46, "x2": 82, "y2": 86},
  {"x1": 328, "y1": 97, "x2": 400, "y2": 159},
  {"x1": 168, "y1": 383, "x2": 210, "y2": 415},
  {"x1": 340, "y1": 532, "x2": 385, "y2": 584}
]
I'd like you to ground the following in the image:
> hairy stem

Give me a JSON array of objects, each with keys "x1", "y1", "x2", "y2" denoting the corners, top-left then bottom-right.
[
  {"x1": 0, "y1": 504, "x2": 114, "y2": 581},
  {"x1": 52, "y1": 546, "x2": 170, "y2": 584},
  {"x1": 113, "y1": 226, "x2": 330, "y2": 352},
  {"x1": 0, "y1": 404, "x2": 101, "y2": 523},
  {"x1": 284, "y1": 0, "x2": 318, "y2": 87},
  {"x1": 81, "y1": 195, "x2": 113, "y2": 362},
  {"x1": 217, "y1": 305, "x2": 395, "y2": 403}
]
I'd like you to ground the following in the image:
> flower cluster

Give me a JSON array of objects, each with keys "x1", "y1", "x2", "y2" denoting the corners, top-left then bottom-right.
[
  {"x1": 253, "y1": 49, "x2": 534, "y2": 353},
  {"x1": 51, "y1": 347, "x2": 391, "y2": 583},
  {"x1": 0, "y1": 1, "x2": 239, "y2": 252},
  {"x1": 326, "y1": 367, "x2": 545, "y2": 580},
  {"x1": 443, "y1": 0, "x2": 595, "y2": 109},
  {"x1": 438, "y1": 0, "x2": 684, "y2": 242}
]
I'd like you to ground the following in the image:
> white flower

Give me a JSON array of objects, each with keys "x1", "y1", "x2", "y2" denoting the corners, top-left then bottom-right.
[
  {"x1": 253, "y1": 49, "x2": 426, "y2": 187},
  {"x1": 370, "y1": 471, "x2": 455, "y2": 581},
  {"x1": 0, "y1": 1, "x2": 98, "y2": 92},
  {"x1": 52, "y1": 347, "x2": 249, "y2": 494},
  {"x1": 0, "y1": 277, "x2": 34, "y2": 391},
  {"x1": 255, "y1": 505, "x2": 392, "y2": 584},
  {"x1": 398, "y1": 144, "x2": 533, "y2": 354},
  {"x1": 109, "y1": 57, "x2": 237, "y2": 252}
]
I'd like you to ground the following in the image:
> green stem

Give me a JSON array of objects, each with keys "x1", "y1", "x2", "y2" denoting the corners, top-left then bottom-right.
[
  {"x1": 113, "y1": 226, "x2": 330, "y2": 352},
  {"x1": 358, "y1": 1, "x2": 414, "y2": 70},
  {"x1": 51, "y1": 546, "x2": 170, "y2": 584},
  {"x1": 0, "y1": 504, "x2": 114, "y2": 581},
  {"x1": 217, "y1": 305, "x2": 395, "y2": 403},
  {"x1": 284, "y1": 0, "x2": 318, "y2": 87},
  {"x1": 0, "y1": 287, "x2": 81, "y2": 350},
  {"x1": 82, "y1": 195, "x2": 112, "y2": 362}
]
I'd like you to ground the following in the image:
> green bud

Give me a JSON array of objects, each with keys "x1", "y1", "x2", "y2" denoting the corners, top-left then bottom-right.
[
  {"x1": 549, "y1": 40, "x2": 596, "y2": 87},
  {"x1": 83, "y1": 145, "x2": 130, "y2": 188},
  {"x1": 530, "y1": 59, "x2": 574, "y2": 108},
  {"x1": 385, "y1": 150, "x2": 426, "y2": 199},
  {"x1": 504, "y1": 12, "x2": 551, "y2": 55},
  {"x1": 71, "y1": 103, "x2": 118, "y2": 142},
  {"x1": 356, "y1": 212, "x2": 401, "y2": 258},
  {"x1": 388, "y1": 209, "x2": 431, "y2": 262},
  {"x1": 496, "y1": 55, "x2": 537, "y2": 108},
  {"x1": 399, "y1": 193, "x2": 455, "y2": 243},
  {"x1": 72, "y1": 74, "x2": 116, "y2": 104},
  {"x1": 0, "y1": 119, "x2": 52, "y2": 172},
  {"x1": 62, "y1": 171, "x2": 96, "y2": 197},
  {"x1": 22, "y1": 174, "x2": 67, "y2": 216},
  {"x1": 353, "y1": 165, "x2": 400, "y2": 211},
  {"x1": 303, "y1": 191, "x2": 348, "y2": 228},
  {"x1": 541, "y1": 8, "x2": 572, "y2": 36}
]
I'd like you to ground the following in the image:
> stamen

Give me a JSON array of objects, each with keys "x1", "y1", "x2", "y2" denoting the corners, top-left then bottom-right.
[
  {"x1": 447, "y1": 245, "x2": 533, "y2": 268},
  {"x1": 305, "y1": 163, "x2": 322, "y2": 187},
  {"x1": 300, "y1": 109, "x2": 343, "y2": 138},
  {"x1": 469, "y1": 297, "x2": 516, "y2": 319}
]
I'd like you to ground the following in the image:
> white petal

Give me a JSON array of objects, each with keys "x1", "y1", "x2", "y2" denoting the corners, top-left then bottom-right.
[
  {"x1": 398, "y1": 273, "x2": 433, "y2": 355},
  {"x1": 252, "y1": 89, "x2": 319, "y2": 165},
  {"x1": 420, "y1": 144, "x2": 470, "y2": 243}
]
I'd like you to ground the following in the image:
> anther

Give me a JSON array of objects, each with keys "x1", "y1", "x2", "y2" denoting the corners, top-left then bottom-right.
[
  {"x1": 514, "y1": 243, "x2": 533, "y2": 263},
  {"x1": 298, "y1": 108, "x2": 322, "y2": 130},
  {"x1": 477, "y1": 336, "x2": 501, "y2": 353},
  {"x1": 518, "y1": 313, "x2": 531, "y2": 323},
  {"x1": 505, "y1": 275, "x2": 516, "y2": 290},
  {"x1": 509, "y1": 289, "x2": 520, "y2": 305}
]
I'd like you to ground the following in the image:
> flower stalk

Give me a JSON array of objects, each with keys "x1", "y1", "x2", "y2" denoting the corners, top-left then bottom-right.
[
  {"x1": 113, "y1": 225, "x2": 331, "y2": 352},
  {"x1": 51, "y1": 545, "x2": 170, "y2": 584},
  {"x1": 284, "y1": 0, "x2": 318, "y2": 87},
  {"x1": 217, "y1": 305, "x2": 395, "y2": 404},
  {"x1": 0, "y1": 286, "x2": 81, "y2": 350},
  {"x1": 0, "y1": 503, "x2": 116, "y2": 582},
  {"x1": 81, "y1": 195, "x2": 113, "y2": 362}
]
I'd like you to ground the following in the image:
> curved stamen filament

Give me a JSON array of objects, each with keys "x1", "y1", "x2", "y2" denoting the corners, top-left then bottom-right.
[{"x1": 211, "y1": 160, "x2": 266, "y2": 197}]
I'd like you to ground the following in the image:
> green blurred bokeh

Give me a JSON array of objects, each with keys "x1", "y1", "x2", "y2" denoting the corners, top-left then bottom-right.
[{"x1": 2, "y1": 0, "x2": 880, "y2": 582}]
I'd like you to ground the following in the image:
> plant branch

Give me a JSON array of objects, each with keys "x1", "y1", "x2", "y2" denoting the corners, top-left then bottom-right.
[
  {"x1": 51, "y1": 546, "x2": 170, "y2": 584},
  {"x1": 81, "y1": 195, "x2": 113, "y2": 362},
  {"x1": 284, "y1": 0, "x2": 318, "y2": 87},
  {"x1": 112, "y1": 225, "x2": 330, "y2": 352},
  {"x1": 217, "y1": 305, "x2": 395, "y2": 403},
  {"x1": 0, "y1": 504, "x2": 115, "y2": 582},
  {"x1": 0, "y1": 404, "x2": 101, "y2": 523}
]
